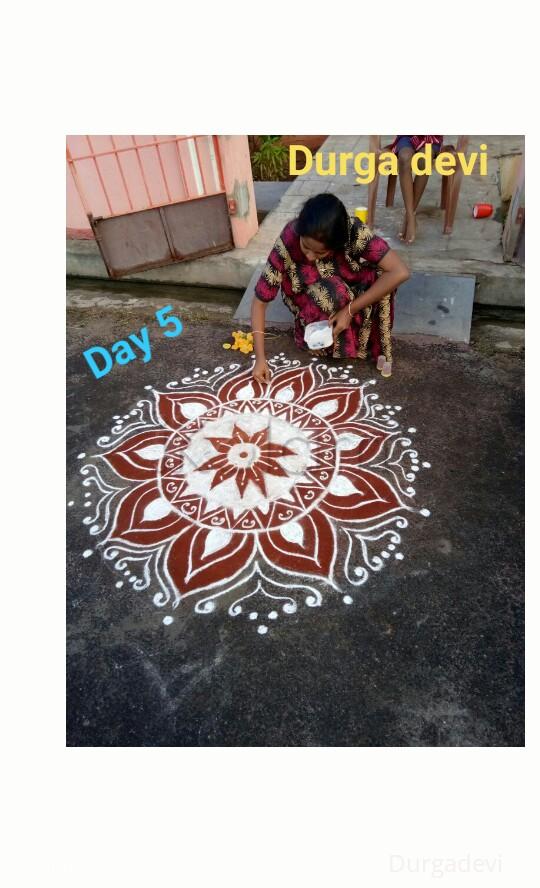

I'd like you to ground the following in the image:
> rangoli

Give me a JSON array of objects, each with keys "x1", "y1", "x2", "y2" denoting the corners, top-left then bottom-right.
[{"x1": 74, "y1": 356, "x2": 432, "y2": 635}]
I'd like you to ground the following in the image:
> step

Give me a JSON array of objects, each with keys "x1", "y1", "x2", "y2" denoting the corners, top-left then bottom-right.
[{"x1": 233, "y1": 265, "x2": 476, "y2": 343}]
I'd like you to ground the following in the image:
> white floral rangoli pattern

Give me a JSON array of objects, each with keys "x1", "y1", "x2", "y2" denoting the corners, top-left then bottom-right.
[{"x1": 78, "y1": 356, "x2": 432, "y2": 633}]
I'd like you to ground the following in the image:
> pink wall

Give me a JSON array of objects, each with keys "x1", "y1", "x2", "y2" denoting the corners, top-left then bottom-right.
[
  {"x1": 66, "y1": 135, "x2": 258, "y2": 248},
  {"x1": 217, "y1": 135, "x2": 258, "y2": 248}
]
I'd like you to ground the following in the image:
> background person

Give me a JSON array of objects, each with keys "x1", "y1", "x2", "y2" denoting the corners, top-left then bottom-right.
[{"x1": 389, "y1": 135, "x2": 443, "y2": 243}]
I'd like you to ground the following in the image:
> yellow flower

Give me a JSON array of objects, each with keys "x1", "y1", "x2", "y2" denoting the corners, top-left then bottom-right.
[{"x1": 223, "y1": 330, "x2": 253, "y2": 354}]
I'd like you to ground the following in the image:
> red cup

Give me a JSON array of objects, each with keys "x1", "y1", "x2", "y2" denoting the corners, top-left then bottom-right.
[{"x1": 473, "y1": 203, "x2": 493, "y2": 218}]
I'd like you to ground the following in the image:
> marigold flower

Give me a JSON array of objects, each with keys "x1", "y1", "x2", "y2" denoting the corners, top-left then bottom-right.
[{"x1": 223, "y1": 330, "x2": 253, "y2": 354}]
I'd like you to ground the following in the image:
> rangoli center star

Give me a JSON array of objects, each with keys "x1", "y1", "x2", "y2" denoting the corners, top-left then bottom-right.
[{"x1": 196, "y1": 423, "x2": 295, "y2": 498}]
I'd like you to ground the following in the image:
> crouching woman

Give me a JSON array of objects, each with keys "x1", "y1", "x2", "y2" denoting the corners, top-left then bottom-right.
[{"x1": 251, "y1": 193, "x2": 410, "y2": 383}]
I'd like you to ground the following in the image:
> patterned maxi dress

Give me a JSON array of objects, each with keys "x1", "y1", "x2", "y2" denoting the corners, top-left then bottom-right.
[{"x1": 254, "y1": 216, "x2": 395, "y2": 362}]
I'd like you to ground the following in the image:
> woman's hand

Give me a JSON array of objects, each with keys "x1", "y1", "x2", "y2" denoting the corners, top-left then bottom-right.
[
  {"x1": 252, "y1": 358, "x2": 272, "y2": 385},
  {"x1": 329, "y1": 306, "x2": 352, "y2": 343}
]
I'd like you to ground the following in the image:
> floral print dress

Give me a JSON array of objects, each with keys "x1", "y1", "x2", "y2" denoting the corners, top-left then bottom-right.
[{"x1": 254, "y1": 216, "x2": 395, "y2": 361}]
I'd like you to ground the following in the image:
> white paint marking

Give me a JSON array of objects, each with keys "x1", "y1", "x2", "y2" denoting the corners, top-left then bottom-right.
[
  {"x1": 258, "y1": 625, "x2": 268, "y2": 634},
  {"x1": 163, "y1": 615, "x2": 174, "y2": 625},
  {"x1": 313, "y1": 398, "x2": 339, "y2": 418},
  {"x1": 203, "y1": 527, "x2": 233, "y2": 558},
  {"x1": 420, "y1": 508, "x2": 431, "y2": 517},
  {"x1": 68, "y1": 501, "x2": 74, "y2": 507},
  {"x1": 135, "y1": 444, "x2": 166, "y2": 460},
  {"x1": 337, "y1": 433, "x2": 363, "y2": 451},
  {"x1": 82, "y1": 549, "x2": 93, "y2": 558},
  {"x1": 77, "y1": 453, "x2": 86, "y2": 459},
  {"x1": 422, "y1": 462, "x2": 431, "y2": 468},
  {"x1": 182, "y1": 402, "x2": 207, "y2": 420},
  {"x1": 280, "y1": 521, "x2": 304, "y2": 547},
  {"x1": 249, "y1": 612, "x2": 258, "y2": 620},
  {"x1": 329, "y1": 474, "x2": 358, "y2": 496},
  {"x1": 343, "y1": 595, "x2": 353, "y2": 605},
  {"x1": 408, "y1": 427, "x2": 417, "y2": 433},
  {"x1": 275, "y1": 385, "x2": 295, "y2": 403},
  {"x1": 268, "y1": 611, "x2": 278, "y2": 620},
  {"x1": 236, "y1": 382, "x2": 255, "y2": 400},
  {"x1": 143, "y1": 496, "x2": 174, "y2": 522},
  {"x1": 395, "y1": 553, "x2": 404, "y2": 560}
]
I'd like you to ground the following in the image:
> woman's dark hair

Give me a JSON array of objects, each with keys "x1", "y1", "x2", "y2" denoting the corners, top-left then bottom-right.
[{"x1": 296, "y1": 193, "x2": 349, "y2": 251}]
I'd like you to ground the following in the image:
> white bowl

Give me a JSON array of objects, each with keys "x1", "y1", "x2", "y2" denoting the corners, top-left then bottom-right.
[{"x1": 304, "y1": 321, "x2": 334, "y2": 350}]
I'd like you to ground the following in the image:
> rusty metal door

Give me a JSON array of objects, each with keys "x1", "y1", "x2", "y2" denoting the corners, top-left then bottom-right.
[{"x1": 89, "y1": 193, "x2": 234, "y2": 278}]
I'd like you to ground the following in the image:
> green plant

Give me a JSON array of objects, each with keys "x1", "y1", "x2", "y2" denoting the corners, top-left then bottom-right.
[{"x1": 251, "y1": 136, "x2": 289, "y2": 181}]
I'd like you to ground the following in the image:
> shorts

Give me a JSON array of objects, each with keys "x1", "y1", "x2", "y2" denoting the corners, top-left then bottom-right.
[{"x1": 394, "y1": 136, "x2": 441, "y2": 156}]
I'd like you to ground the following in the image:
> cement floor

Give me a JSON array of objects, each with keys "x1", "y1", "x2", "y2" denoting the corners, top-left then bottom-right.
[{"x1": 67, "y1": 293, "x2": 524, "y2": 746}]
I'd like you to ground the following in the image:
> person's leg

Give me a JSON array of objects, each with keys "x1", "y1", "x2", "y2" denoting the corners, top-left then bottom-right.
[
  {"x1": 378, "y1": 293, "x2": 393, "y2": 363},
  {"x1": 412, "y1": 173, "x2": 430, "y2": 210},
  {"x1": 412, "y1": 143, "x2": 440, "y2": 210},
  {"x1": 355, "y1": 306, "x2": 373, "y2": 360},
  {"x1": 365, "y1": 293, "x2": 394, "y2": 374},
  {"x1": 397, "y1": 144, "x2": 416, "y2": 243}
]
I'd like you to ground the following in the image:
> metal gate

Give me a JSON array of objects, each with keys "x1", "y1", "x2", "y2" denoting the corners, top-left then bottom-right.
[{"x1": 67, "y1": 135, "x2": 234, "y2": 278}]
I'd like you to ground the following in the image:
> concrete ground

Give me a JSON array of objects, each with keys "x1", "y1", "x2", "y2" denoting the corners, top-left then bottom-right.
[
  {"x1": 66, "y1": 135, "x2": 524, "y2": 307},
  {"x1": 66, "y1": 284, "x2": 524, "y2": 747},
  {"x1": 253, "y1": 181, "x2": 291, "y2": 222}
]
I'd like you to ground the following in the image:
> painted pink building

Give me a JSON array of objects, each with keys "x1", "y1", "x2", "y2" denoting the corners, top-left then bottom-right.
[{"x1": 66, "y1": 135, "x2": 258, "y2": 251}]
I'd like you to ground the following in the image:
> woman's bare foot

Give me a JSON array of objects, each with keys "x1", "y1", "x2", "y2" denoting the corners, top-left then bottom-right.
[{"x1": 398, "y1": 211, "x2": 416, "y2": 244}]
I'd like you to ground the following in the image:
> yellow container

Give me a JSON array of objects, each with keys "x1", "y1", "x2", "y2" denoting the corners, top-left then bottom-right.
[{"x1": 354, "y1": 206, "x2": 368, "y2": 224}]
